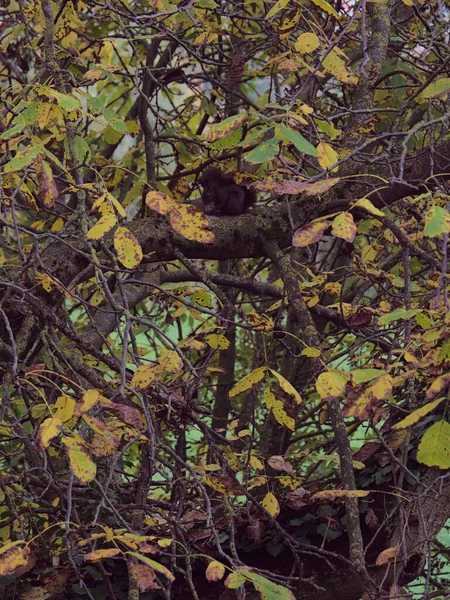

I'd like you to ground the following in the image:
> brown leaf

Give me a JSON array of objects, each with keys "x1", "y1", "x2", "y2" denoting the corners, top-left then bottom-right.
[
  {"x1": 246, "y1": 520, "x2": 265, "y2": 542},
  {"x1": 104, "y1": 403, "x2": 145, "y2": 430},
  {"x1": 365, "y1": 508, "x2": 379, "y2": 529},
  {"x1": 285, "y1": 487, "x2": 310, "y2": 509},
  {"x1": 376, "y1": 544, "x2": 400, "y2": 566},
  {"x1": 267, "y1": 455, "x2": 294, "y2": 475},
  {"x1": 129, "y1": 562, "x2": 160, "y2": 592}
]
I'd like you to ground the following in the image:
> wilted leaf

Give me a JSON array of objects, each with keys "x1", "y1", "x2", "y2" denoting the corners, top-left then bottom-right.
[
  {"x1": 263, "y1": 387, "x2": 296, "y2": 430},
  {"x1": 105, "y1": 403, "x2": 145, "y2": 430},
  {"x1": 312, "y1": 489, "x2": 368, "y2": 502},
  {"x1": 129, "y1": 561, "x2": 160, "y2": 591},
  {"x1": 225, "y1": 570, "x2": 247, "y2": 589},
  {"x1": 423, "y1": 77, "x2": 450, "y2": 98},
  {"x1": 292, "y1": 221, "x2": 330, "y2": 247},
  {"x1": 54, "y1": 395, "x2": 76, "y2": 422},
  {"x1": 351, "y1": 198, "x2": 384, "y2": 217},
  {"x1": 206, "y1": 114, "x2": 247, "y2": 142},
  {"x1": 75, "y1": 389, "x2": 100, "y2": 415},
  {"x1": 323, "y1": 50, "x2": 357, "y2": 85},
  {"x1": 0, "y1": 542, "x2": 30, "y2": 576},
  {"x1": 376, "y1": 545, "x2": 400, "y2": 566},
  {"x1": 159, "y1": 350, "x2": 183, "y2": 374},
  {"x1": 267, "y1": 455, "x2": 294, "y2": 475},
  {"x1": 426, "y1": 372, "x2": 450, "y2": 400},
  {"x1": 127, "y1": 552, "x2": 175, "y2": 581},
  {"x1": 35, "y1": 160, "x2": 58, "y2": 208}
]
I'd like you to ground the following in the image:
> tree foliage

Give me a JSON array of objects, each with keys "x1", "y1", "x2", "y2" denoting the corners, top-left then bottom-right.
[{"x1": 1, "y1": 0, "x2": 450, "y2": 599}]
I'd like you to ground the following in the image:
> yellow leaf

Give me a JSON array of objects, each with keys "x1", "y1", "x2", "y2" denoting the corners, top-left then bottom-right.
[
  {"x1": 62, "y1": 435, "x2": 97, "y2": 484},
  {"x1": 249, "y1": 455, "x2": 264, "y2": 470},
  {"x1": 310, "y1": 0, "x2": 340, "y2": 18},
  {"x1": 316, "y1": 371, "x2": 347, "y2": 401},
  {"x1": 205, "y1": 334, "x2": 230, "y2": 350},
  {"x1": 266, "y1": 0, "x2": 290, "y2": 18},
  {"x1": 295, "y1": 32, "x2": 320, "y2": 54},
  {"x1": 262, "y1": 491, "x2": 280, "y2": 517},
  {"x1": 86, "y1": 213, "x2": 117, "y2": 240},
  {"x1": 170, "y1": 205, "x2": 215, "y2": 244},
  {"x1": 131, "y1": 365, "x2": 160, "y2": 391},
  {"x1": 351, "y1": 198, "x2": 384, "y2": 217},
  {"x1": 75, "y1": 389, "x2": 100, "y2": 415},
  {"x1": 323, "y1": 50, "x2": 357, "y2": 85},
  {"x1": 269, "y1": 369, "x2": 302, "y2": 404},
  {"x1": 331, "y1": 212, "x2": 357, "y2": 242},
  {"x1": 206, "y1": 560, "x2": 226, "y2": 582},
  {"x1": 36, "y1": 417, "x2": 63, "y2": 450},
  {"x1": 106, "y1": 191, "x2": 126, "y2": 218},
  {"x1": 263, "y1": 387, "x2": 295, "y2": 430},
  {"x1": 114, "y1": 226, "x2": 143, "y2": 269},
  {"x1": 393, "y1": 398, "x2": 444, "y2": 430},
  {"x1": 426, "y1": 372, "x2": 450, "y2": 400},
  {"x1": 0, "y1": 543, "x2": 29, "y2": 576},
  {"x1": 54, "y1": 395, "x2": 76, "y2": 422},
  {"x1": 229, "y1": 367, "x2": 267, "y2": 398},
  {"x1": 159, "y1": 350, "x2": 183, "y2": 374},
  {"x1": 51, "y1": 217, "x2": 64, "y2": 232},
  {"x1": 317, "y1": 142, "x2": 339, "y2": 171},
  {"x1": 85, "y1": 548, "x2": 121, "y2": 562}
]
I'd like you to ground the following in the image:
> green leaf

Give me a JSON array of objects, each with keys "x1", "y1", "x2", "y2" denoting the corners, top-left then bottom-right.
[
  {"x1": 102, "y1": 108, "x2": 128, "y2": 134},
  {"x1": 423, "y1": 78, "x2": 450, "y2": 98},
  {"x1": 378, "y1": 308, "x2": 420, "y2": 325},
  {"x1": 277, "y1": 126, "x2": 318, "y2": 156},
  {"x1": 423, "y1": 205, "x2": 450, "y2": 237},
  {"x1": 417, "y1": 421, "x2": 450, "y2": 469},
  {"x1": 246, "y1": 138, "x2": 279, "y2": 164}
]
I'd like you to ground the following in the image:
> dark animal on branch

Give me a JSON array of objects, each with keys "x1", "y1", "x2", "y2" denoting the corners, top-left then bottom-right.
[{"x1": 199, "y1": 168, "x2": 256, "y2": 216}]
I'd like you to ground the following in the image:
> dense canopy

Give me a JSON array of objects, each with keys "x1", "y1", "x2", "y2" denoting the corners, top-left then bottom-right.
[{"x1": 1, "y1": 0, "x2": 450, "y2": 599}]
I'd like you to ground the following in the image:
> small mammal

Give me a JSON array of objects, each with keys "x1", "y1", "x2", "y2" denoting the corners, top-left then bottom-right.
[{"x1": 199, "y1": 168, "x2": 256, "y2": 216}]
